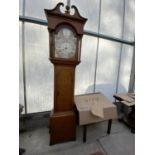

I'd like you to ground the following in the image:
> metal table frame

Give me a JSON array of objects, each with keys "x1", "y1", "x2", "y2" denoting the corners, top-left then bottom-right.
[{"x1": 82, "y1": 119, "x2": 112, "y2": 142}]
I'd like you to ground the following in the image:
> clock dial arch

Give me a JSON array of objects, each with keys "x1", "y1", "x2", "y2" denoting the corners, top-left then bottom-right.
[{"x1": 54, "y1": 25, "x2": 78, "y2": 60}]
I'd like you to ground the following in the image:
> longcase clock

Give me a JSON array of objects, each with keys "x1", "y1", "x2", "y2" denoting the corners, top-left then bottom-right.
[{"x1": 44, "y1": 3, "x2": 87, "y2": 145}]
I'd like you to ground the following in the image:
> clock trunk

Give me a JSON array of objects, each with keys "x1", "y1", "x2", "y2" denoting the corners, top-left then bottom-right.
[{"x1": 54, "y1": 65, "x2": 75, "y2": 112}]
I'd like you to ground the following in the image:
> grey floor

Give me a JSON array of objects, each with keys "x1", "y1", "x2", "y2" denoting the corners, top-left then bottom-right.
[{"x1": 19, "y1": 120, "x2": 135, "y2": 155}]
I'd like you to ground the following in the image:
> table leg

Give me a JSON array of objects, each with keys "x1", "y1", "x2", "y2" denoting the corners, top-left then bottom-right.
[
  {"x1": 107, "y1": 119, "x2": 112, "y2": 134},
  {"x1": 127, "y1": 106, "x2": 135, "y2": 133},
  {"x1": 83, "y1": 125, "x2": 87, "y2": 142}
]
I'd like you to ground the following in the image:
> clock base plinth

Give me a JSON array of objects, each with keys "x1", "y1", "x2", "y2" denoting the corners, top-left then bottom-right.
[{"x1": 49, "y1": 111, "x2": 76, "y2": 145}]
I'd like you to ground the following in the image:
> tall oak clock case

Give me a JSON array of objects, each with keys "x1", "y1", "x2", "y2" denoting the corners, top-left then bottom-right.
[{"x1": 44, "y1": 3, "x2": 87, "y2": 145}]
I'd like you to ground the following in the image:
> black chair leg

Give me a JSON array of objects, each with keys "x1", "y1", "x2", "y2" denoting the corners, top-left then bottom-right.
[
  {"x1": 83, "y1": 125, "x2": 87, "y2": 142},
  {"x1": 107, "y1": 119, "x2": 112, "y2": 134}
]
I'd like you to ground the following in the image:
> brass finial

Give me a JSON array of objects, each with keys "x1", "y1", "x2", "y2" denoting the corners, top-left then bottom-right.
[{"x1": 65, "y1": 0, "x2": 71, "y2": 13}]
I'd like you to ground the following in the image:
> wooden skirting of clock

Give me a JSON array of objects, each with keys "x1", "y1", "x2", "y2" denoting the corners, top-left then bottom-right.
[{"x1": 45, "y1": 3, "x2": 87, "y2": 145}]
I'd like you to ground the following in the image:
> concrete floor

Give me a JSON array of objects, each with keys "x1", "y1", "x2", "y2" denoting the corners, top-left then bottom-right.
[{"x1": 19, "y1": 120, "x2": 135, "y2": 155}]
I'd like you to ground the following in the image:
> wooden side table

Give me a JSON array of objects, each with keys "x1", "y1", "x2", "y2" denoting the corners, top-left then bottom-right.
[{"x1": 113, "y1": 93, "x2": 135, "y2": 133}]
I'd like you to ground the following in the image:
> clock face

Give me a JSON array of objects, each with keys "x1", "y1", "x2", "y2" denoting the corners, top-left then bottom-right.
[{"x1": 55, "y1": 27, "x2": 77, "y2": 59}]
